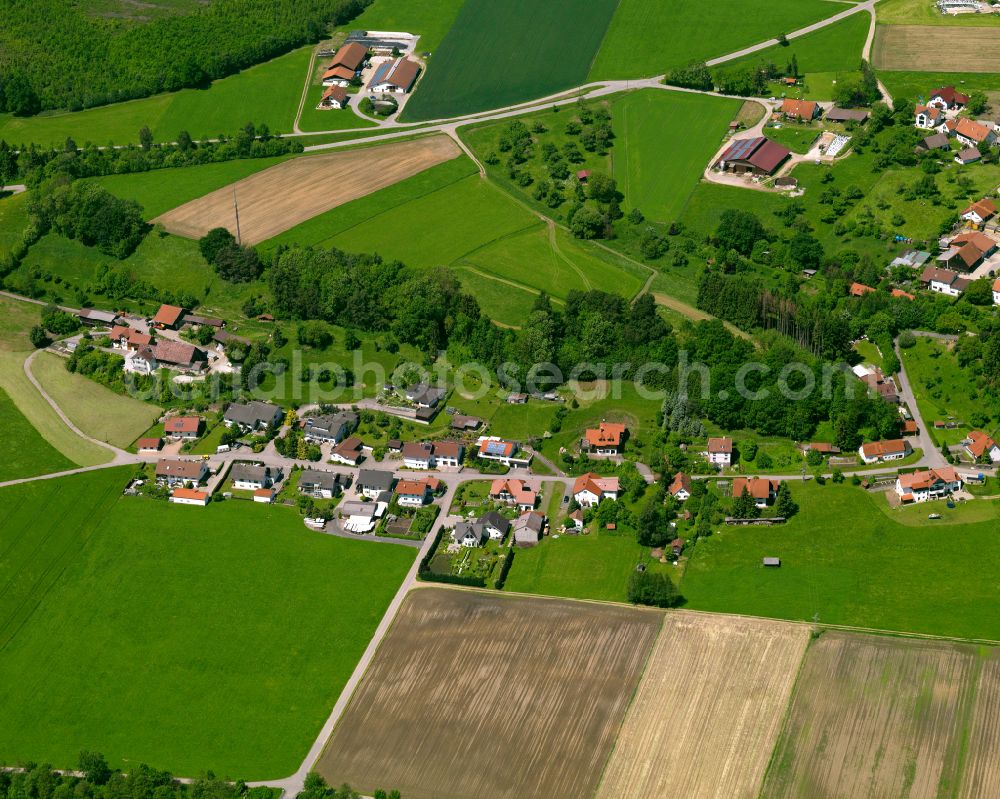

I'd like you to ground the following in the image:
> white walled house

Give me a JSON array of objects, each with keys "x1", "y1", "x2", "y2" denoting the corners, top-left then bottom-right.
[
  {"x1": 706, "y1": 437, "x2": 733, "y2": 467},
  {"x1": 895, "y1": 467, "x2": 963, "y2": 503}
]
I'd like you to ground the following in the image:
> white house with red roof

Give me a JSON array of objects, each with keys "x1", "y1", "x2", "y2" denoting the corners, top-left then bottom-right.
[
  {"x1": 581, "y1": 422, "x2": 628, "y2": 455},
  {"x1": 961, "y1": 199, "x2": 997, "y2": 227},
  {"x1": 965, "y1": 431, "x2": 1000, "y2": 463},
  {"x1": 476, "y1": 436, "x2": 531, "y2": 468},
  {"x1": 993, "y1": 277, "x2": 1000, "y2": 305},
  {"x1": 732, "y1": 477, "x2": 780, "y2": 508},
  {"x1": 928, "y1": 86, "x2": 969, "y2": 111},
  {"x1": 489, "y1": 478, "x2": 537, "y2": 510},
  {"x1": 669, "y1": 472, "x2": 691, "y2": 501},
  {"x1": 858, "y1": 439, "x2": 911, "y2": 464},
  {"x1": 164, "y1": 415, "x2": 202, "y2": 440},
  {"x1": 395, "y1": 478, "x2": 432, "y2": 507},
  {"x1": 894, "y1": 467, "x2": 963, "y2": 503},
  {"x1": 914, "y1": 104, "x2": 946, "y2": 130},
  {"x1": 572, "y1": 473, "x2": 620, "y2": 507},
  {"x1": 706, "y1": 437, "x2": 733, "y2": 467}
]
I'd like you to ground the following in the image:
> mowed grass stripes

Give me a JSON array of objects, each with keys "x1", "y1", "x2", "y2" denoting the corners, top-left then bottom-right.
[{"x1": 403, "y1": 0, "x2": 619, "y2": 121}]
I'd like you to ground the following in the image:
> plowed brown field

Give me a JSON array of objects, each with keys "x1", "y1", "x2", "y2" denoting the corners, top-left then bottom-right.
[
  {"x1": 596, "y1": 612, "x2": 809, "y2": 799},
  {"x1": 761, "y1": 631, "x2": 979, "y2": 798},
  {"x1": 315, "y1": 587, "x2": 661, "y2": 799},
  {"x1": 153, "y1": 135, "x2": 461, "y2": 243},
  {"x1": 873, "y1": 25, "x2": 1000, "y2": 71}
]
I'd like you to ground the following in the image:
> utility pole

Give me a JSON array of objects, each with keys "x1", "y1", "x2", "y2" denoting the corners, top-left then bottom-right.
[{"x1": 233, "y1": 187, "x2": 242, "y2": 245}]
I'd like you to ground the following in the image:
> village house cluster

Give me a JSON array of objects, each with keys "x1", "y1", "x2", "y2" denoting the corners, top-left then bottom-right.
[{"x1": 317, "y1": 33, "x2": 421, "y2": 112}]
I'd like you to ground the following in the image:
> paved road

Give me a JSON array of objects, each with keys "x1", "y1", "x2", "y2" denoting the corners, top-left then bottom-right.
[{"x1": 894, "y1": 340, "x2": 946, "y2": 468}]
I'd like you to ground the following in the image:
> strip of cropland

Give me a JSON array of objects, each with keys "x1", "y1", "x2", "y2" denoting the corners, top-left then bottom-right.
[
  {"x1": 873, "y1": 25, "x2": 1000, "y2": 72},
  {"x1": 316, "y1": 587, "x2": 661, "y2": 799},
  {"x1": 154, "y1": 135, "x2": 462, "y2": 243},
  {"x1": 403, "y1": 0, "x2": 619, "y2": 121},
  {"x1": 0, "y1": 475, "x2": 415, "y2": 777},
  {"x1": 761, "y1": 631, "x2": 980, "y2": 797},
  {"x1": 597, "y1": 613, "x2": 809, "y2": 799},
  {"x1": 589, "y1": 0, "x2": 851, "y2": 80}
]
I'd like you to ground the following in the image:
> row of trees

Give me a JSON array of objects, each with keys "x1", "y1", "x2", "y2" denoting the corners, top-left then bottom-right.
[
  {"x1": 0, "y1": 759, "x2": 396, "y2": 799},
  {"x1": 0, "y1": 0, "x2": 370, "y2": 114},
  {"x1": 0, "y1": 126, "x2": 303, "y2": 188}
]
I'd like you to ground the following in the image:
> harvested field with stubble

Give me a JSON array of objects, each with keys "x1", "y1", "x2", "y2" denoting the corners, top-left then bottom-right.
[
  {"x1": 316, "y1": 587, "x2": 662, "y2": 799},
  {"x1": 960, "y1": 655, "x2": 1000, "y2": 799},
  {"x1": 762, "y1": 631, "x2": 980, "y2": 799},
  {"x1": 153, "y1": 136, "x2": 461, "y2": 243},
  {"x1": 597, "y1": 613, "x2": 809, "y2": 799},
  {"x1": 873, "y1": 25, "x2": 1000, "y2": 72}
]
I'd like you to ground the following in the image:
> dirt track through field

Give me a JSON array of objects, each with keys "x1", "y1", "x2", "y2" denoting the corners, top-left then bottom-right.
[
  {"x1": 873, "y1": 25, "x2": 1000, "y2": 71},
  {"x1": 315, "y1": 587, "x2": 661, "y2": 799},
  {"x1": 762, "y1": 631, "x2": 979, "y2": 798},
  {"x1": 597, "y1": 612, "x2": 809, "y2": 799},
  {"x1": 153, "y1": 136, "x2": 461, "y2": 243}
]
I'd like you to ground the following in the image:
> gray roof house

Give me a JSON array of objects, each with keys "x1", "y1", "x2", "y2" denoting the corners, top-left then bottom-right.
[
  {"x1": 224, "y1": 400, "x2": 284, "y2": 431},
  {"x1": 512, "y1": 512, "x2": 545, "y2": 547},
  {"x1": 230, "y1": 463, "x2": 281, "y2": 489},
  {"x1": 405, "y1": 383, "x2": 446, "y2": 408},
  {"x1": 453, "y1": 521, "x2": 488, "y2": 547},
  {"x1": 302, "y1": 412, "x2": 359, "y2": 444},
  {"x1": 299, "y1": 469, "x2": 345, "y2": 497},
  {"x1": 357, "y1": 468, "x2": 396, "y2": 496},
  {"x1": 480, "y1": 510, "x2": 511, "y2": 539}
]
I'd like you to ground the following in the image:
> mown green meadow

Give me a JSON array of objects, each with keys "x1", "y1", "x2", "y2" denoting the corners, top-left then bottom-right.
[
  {"x1": 611, "y1": 90, "x2": 740, "y2": 223},
  {"x1": 0, "y1": 47, "x2": 311, "y2": 147},
  {"x1": 589, "y1": 0, "x2": 849, "y2": 79},
  {"x1": 0, "y1": 471, "x2": 415, "y2": 777},
  {"x1": 720, "y1": 10, "x2": 871, "y2": 75},
  {"x1": 0, "y1": 388, "x2": 75, "y2": 481},
  {"x1": 403, "y1": 0, "x2": 619, "y2": 121},
  {"x1": 30, "y1": 352, "x2": 162, "y2": 449},
  {"x1": 0, "y1": 295, "x2": 112, "y2": 468},
  {"x1": 681, "y1": 481, "x2": 1000, "y2": 640}
]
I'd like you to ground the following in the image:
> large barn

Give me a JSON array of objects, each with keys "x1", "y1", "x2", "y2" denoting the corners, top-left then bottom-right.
[{"x1": 715, "y1": 136, "x2": 792, "y2": 176}]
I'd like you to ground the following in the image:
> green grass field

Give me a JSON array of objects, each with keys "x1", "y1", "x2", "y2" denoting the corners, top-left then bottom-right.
[
  {"x1": 505, "y1": 529, "x2": 660, "y2": 602},
  {"x1": 30, "y1": 352, "x2": 162, "y2": 449},
  {"x1": 0, "y1": 47, "x2": 311, "y2": 147},
  {"x1": 15, "y1": 230, "x2": 260, "y2": 321},
  {"x1": 260, "y1": 155, "x2": 481, "y2": 251},
  {"x1": 681, "y1": 481, "x2": 1000, "y2": 640},
  {"x1": 900, "y1": 336, "x2": 992, "y2": 433},
  {"x1": 878, "y1": 0, "x2": 1000, "y2": 25},
  {"x1": 590, "y1": 0, "x2": 850, "y2": 79},
  {"x1": 0, "y1": 296, "x2": 112, "y2": 467},
  {"x1": 403, "y1": 0, "x2": 619, "y2": 121},
  {"x1": 765, "y1": 122, "x2": 822, "y2": 154},
  {"x1": 0, "y1": 388, "x2": 76, "y2": 481},
  {"x1": 0, "y1": 470, "x2": 415, "y2": 776},
  {"x1": 0, "y1": 192, "x2": 30, "y2": 260},
  {"x1": 719, "y1": 10, "x2": 871, "y2": 75},
  {"x1": 261, "y1": 156, "x2": 647, "y2": 323},
  {"x1": 612, "y1": 90, "x2": 741, "y2": 223}
]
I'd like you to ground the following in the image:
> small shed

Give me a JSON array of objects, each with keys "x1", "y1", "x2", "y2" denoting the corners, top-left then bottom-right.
[
  {"x1": 576, "y1": 170, "x2": 590, "y2": 183},
  {"x1": 763, "y1": 557, "x2": 781, "y2": 567}
]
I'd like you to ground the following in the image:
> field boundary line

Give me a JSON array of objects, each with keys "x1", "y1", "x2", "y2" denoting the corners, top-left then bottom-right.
[
  {"x1": 592, "y1": 609, "x2": 666, "y2": 796},
  {"x1": 756, "y1": 630, "x2": 815, "y2": 799},
  {"x1": 455, "y1": 264, "x2": 566, "y2": 303}
]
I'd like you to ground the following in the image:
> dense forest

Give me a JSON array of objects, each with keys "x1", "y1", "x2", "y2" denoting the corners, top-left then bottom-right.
[{"x1": 0, "y1": 0, "x2": 369, "y2": 114}]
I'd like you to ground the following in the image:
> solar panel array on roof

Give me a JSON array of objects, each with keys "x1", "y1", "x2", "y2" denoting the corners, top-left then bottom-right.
[
  {"x1": 722, "y1": 137, "x2": 763, "y2": 161},
  {"x1": 485, "y1": 441, "x2": 508, "y2": 455},
  {"x1": 370, "y1": 61, "x2": 392, "y2": 85}
]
